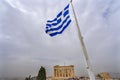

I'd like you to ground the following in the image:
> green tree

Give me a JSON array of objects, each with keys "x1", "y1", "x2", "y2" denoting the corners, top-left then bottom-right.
[
  {"x1": 25, "y1": 75, "x2": 31, "y2": 80},
  {"x1": 36, "y1": 66, "x2": 46, "y2": 80},
  {"x1": 97, "y1": 74, "x2": 102, "y2": 79},
  {"x1": 25, "y1": 77, "x2": 28, "y2": 80}
]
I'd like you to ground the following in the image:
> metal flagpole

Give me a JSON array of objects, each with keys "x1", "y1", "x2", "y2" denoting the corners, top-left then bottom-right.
[{"x1": 70, "y1": 0, "x2": 96, "y2": 80}]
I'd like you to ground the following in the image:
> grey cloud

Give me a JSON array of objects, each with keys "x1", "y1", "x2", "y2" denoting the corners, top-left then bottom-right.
[{"x1": 0, "y1": 0, "x2": 120, "y2": 78}]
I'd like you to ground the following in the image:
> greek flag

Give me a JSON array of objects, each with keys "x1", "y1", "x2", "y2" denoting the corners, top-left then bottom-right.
[{"x1": 45, "y1": 4, "x2": 71, "y2": 36}]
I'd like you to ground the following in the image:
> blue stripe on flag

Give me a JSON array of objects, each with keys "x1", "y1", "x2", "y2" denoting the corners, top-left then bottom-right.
[
  {"x1": 57, "y1": 11, "x2": 62, "y2": 17},
  {"x1": 64, "y1": 10, "x2": 69, "y2": 17},
  {"x1": 64, "y1": 4, "x2": 69, "y2": 11},
  {"x1": 47, "y1": 18, "x2": 62, "y2": 26},
  {"x1": 47, "y1": 18, "x2": 57, "y2": 22}
]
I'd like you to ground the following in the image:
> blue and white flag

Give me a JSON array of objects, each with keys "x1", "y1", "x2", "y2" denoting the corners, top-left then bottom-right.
[{"x1": 45, "y1": 4, "x2": 71, "y2": 36}]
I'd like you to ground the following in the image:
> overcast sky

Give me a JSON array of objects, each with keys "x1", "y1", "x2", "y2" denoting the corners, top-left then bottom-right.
[{"x1": 0, "y1": 0, "x2": 120, "y2": 78}]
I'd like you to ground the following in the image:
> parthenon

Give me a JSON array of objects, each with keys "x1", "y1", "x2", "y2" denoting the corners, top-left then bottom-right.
[{"x1": 53, "y1": 65, "x2": 74, "y2": 80}]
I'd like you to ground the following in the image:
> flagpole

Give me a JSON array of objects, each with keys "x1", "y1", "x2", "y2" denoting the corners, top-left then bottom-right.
[{"x1": 70, "y1": 0, "x2": 96, "y2": 80}]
